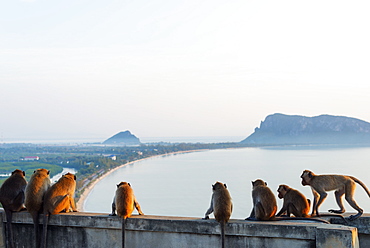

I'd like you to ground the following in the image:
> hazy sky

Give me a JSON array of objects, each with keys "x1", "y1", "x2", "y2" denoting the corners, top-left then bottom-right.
[{"x1": 1, "y1": 1, "x2": 370, "y2": 142}]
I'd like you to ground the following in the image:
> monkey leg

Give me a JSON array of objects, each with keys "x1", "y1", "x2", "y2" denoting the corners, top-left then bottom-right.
[
  {"x1": 50, "y1": 195, "x2": 71, "y2": 214},
  {"x1": 287, "y1": 203, "x2": 304, "y2": 217},
  {"x1": 344, "y1": 182, "x2": 364, "y2": 220},
  {"x1": 329, "y1": 189, "x2": 345, "y2": 214},
  {"x1": 314, "y1": 192, "x2": 327, "y2": 216}
]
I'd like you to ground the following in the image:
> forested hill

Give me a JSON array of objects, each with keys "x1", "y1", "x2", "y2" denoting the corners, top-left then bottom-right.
[
  {"x1": 241, "y1": 113, "x2": 370, "y2": 145},
  {"x1": 103, "y1": 130, "x2": 141, "y2": 145}
]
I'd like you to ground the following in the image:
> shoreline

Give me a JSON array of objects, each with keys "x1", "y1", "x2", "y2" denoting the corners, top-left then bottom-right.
[{"x1": 77, "y1": 149, "x2": 208, "y2": 211}]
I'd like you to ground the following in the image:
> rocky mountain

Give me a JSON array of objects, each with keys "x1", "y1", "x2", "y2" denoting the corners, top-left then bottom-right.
[
  {"x1": 103, "y1": 131, "x2": 141, "y2": 145},
  {"x1": 241, "y1": 113, "x2": 370, "y2": 145}
]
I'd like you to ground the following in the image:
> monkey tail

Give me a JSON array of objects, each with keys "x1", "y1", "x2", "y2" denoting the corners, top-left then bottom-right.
[
  {"x1": 122, "y1": 217, "x2": 127, "y2": 248},
  {"x1": 41, "y1": 213, "x2": 49, "y2": 248},
  {"x1": 350, "y1": 176, "x2": 370, "y2": 197},
  {"x1": 274, "y1": 216, "x2": 329, "y2": 224},
  {"x1": 4, "y1": 209, "x2": 14, "y2": 248},
  {"x1": 220, "y1": 221, "x2": 225, "y2": 248}
]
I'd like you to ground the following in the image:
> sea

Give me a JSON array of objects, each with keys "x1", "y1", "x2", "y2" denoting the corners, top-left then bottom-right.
[{"x1": 83, "y1": 145, "x2": 370, "y2": 219}]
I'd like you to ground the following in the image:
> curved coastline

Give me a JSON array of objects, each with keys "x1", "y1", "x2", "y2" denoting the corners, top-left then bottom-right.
[{"x1": 77, "y1": 149, "x2": 207, "y2": 211}]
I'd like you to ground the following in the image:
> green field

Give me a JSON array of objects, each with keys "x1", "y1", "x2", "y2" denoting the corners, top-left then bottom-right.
[{"x1": 0, "y1": 162, "x2": 63, "y2": 184}]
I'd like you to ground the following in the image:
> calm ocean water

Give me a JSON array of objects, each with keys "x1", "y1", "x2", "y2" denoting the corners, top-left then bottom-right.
[{"x1": 84, "y1": 146, "x2": 370, "y2": 219}]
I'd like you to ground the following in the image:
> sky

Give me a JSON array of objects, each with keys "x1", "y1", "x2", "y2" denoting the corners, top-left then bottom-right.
[{"x1": 1, "y1": 0, "x2": 370, "y2": 142}]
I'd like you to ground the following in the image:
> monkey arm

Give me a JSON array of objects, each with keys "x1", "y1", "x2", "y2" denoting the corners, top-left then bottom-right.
[
  {"x1": 203, "y1": 196, "x2": 214, "y2": 219},
  {"x1": 134, "y1": 198, "x2": 144, "y2": 215},
  {"x1": 276, "y1": 206, "x2": 287, "y2": 217},
  {"x1": 109, "y1": 197, "x2": 116, "y2": 216},
  {"x1": 311, "y1": 189, "x2": 320, "y2": 215}
]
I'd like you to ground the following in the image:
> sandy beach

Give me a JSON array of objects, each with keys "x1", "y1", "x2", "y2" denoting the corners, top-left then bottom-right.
[{"x1": 76, "y1": 150, "x2": 206, "y2": 211}]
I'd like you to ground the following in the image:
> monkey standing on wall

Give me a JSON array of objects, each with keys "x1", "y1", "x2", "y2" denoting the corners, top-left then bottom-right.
[
  {"x1": 25, "y1": 168, "x2": 51, "y2": 248},
  {"x1": 301, "y1": 170, "x2": 370, "y2": 220},
  {"x1": 203, "y1": 181, "x2": 233, "y2": 248},
  {"x1": 41, "y1": 173, "x2": 77, "y2": 248},
  {"x1": 109, "y1": 182, "x2": 144, "y2": 248},
  {"x1": 246, "y1": 179, "x2": 277, "y2": 221},
  {"x1": 276, "y1": 184, "x2": 310, "y2": 217},
  {"x1": 0, "y1": 169, "x2": 27, "y2": 248}
]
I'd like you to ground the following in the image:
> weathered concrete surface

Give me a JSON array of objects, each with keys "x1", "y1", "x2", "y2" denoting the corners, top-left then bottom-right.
[{"x1": 0, "y1": 210, "x2": 361, "y2": 248}]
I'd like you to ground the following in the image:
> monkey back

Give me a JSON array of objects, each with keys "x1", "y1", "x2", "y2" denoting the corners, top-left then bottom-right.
[{"x1": 115, "y1": 184, "x2": 135, "y2": 219}]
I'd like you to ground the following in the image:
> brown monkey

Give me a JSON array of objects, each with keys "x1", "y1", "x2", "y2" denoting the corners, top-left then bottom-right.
[
  {"x1": 41, "y1": 173, "x2": 77, "y2": 248},
  {"x1": 203, "y1": 181, "x2": 232, "y2": 248},
  {"x1": 0, "y1": 169, "x2": 27, "y2": 248},
  {"x1": 301, "y1": 169, "x2": 370, "y2": 221},
  {"x1": 109, "y1": 182, "x2": 144, "y2": 248},
  {"x1": 25, "y1": 169, "x2": 51, "y2": 248},
  {"x1": 246, "y1": 179, "x2": 277, "y2": 221},
  {"x1": 276, "y1": 184, "x2": 310, "y2": 217}
]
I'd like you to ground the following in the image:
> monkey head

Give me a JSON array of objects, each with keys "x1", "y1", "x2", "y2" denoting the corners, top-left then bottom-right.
[
  {"x1": 212, "y1": 182, "x2": 227, "y2": 191},
  {"x1": 277, "y1": 184, "x2": 290, "y2": 199},
  {"x1": 12, "y1": 169, "x2": 25, "y2": 177},
  {"x1": 252, "y1": 179, "x2": 267, "y2": 189},
  {"x1": 301, "y1": 170, "x2": 314, "y2": 186},
  {"x1": 61, "y1": 172, "x2": 76, "y2": 181},
  {"x1": 117, "y1": 182, "x2": 131, "y2": 188}
]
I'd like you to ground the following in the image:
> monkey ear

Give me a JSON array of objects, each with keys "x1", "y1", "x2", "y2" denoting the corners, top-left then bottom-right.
[
  {"x1": 23, "y1": 171, "x2": 26, "y2": 176},
  {"x1": 308, "y1": 172, "x2": 313, "y2": 178},
  {"x1": 265, "y1": 182, "x2": 267, "y2": 186},
  {"x1": 34, "y1": 170, "x2": 36, "y2": 173},
  {"x1": 116, "y1": 184, "x2": 120, "y2": 188},
  {"x1": 212, "y1": 184, "x2": 215, "y2": 190},
  {"x1": 128, "y1": 183, "x2": 131, "y2": 187},
  {"x1": 74, "y1": 175, "x2": 77, "y2": 180},
  {"x1": 224, "y1": 184, "x2": 227, "y2": 188},
  {"x1": 47, "y1": 170, "x2": 50, "y2": 175}
]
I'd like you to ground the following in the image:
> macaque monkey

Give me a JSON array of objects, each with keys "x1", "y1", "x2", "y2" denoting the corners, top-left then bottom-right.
[
  {"x1": 203, "y1": 181, "x2": 233, "y2": 248},
  {"x1": 276, "y1": 184, "x2": 310, "y2": 217},
  {"x1": 246, "y1": 179, "x2": 329, "y2": 224},
  {"x1": 41, "y1": 173, "x2": 77, "y2": 248},
  {"x1": 246, "y1": 179, "x2": 277, "y2": 221},
  {"x1": 301, "y1": 169, "x2": 370, "y2": 220},
  {"x1": 109, "y1": 182, "x2": 144, "y2": 248},
  {"x1": 0, "y1": 169, "x2": 27, "y2": 248},
  {"x1": 25, "y1": 169, "x2": 51, "y2": 248}
]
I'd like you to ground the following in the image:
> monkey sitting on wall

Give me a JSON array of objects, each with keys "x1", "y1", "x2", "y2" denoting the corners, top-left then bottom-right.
[
  {"x1": 246, "y1": 179, "x2": 329, "y2": 224},
  {"x1": 246, "y1": 179, "x2": 277, "y2": 221},
  {"x1": 203, "y1": 181, "x2": 233, "y2": 248},
  {"x1": 0, "y1": 169, "x2": 27, "y2": 248},
  {"x1": 109, "y1": 182, "x2": 144, "y2": 248},
  {"x1": 301, "y1": 170, "x2": 370, "y2": 220},
  {"x1": 25, "y1": 168, "x2": 51, "y2": 248},
  {"x1": 41, "y1": 173, "x2": 77, "y2": 248},
  {"x1": 276, "y1": 184, "x2": 310, "y2": 217}
]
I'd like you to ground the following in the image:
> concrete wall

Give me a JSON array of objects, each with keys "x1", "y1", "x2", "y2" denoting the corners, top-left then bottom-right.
[{"x1": 0, "y1": 210, "x2": 362, "y2": 248}]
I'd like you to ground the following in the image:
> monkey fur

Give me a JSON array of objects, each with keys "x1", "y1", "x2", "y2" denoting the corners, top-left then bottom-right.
[
  {"x1": 110, "y1": 182, "x2": 144, "y2": 248},
  {"x1": 276, "y1": 184, "x2": 310, "y2": 217},
  {"x1": 203, "y1": 181, "x2": 233, "y2": 248},
  {"x1": 301, "y1": 169, "x2": 370, "y2": 221},
  {"x1": 246, "y1": 179, "x2": 277, "y2": 221},
  {"x1": 41, "y1": 173, "x2": 77, "y2": 248},
  {"x1": 25, "y1": 168, "x2": 51, "y2": 248},
  {"x1": 0, "y1": 169, "x2": 27, "y2": 248}
]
